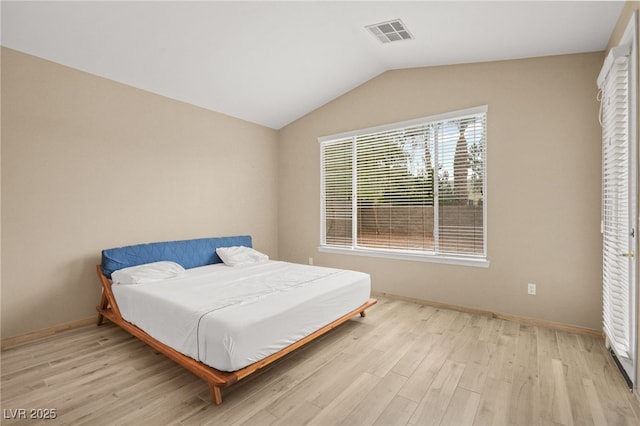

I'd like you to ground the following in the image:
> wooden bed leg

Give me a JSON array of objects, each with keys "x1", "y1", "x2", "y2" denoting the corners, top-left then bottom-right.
[
  {"x1": 210, "y1": 384, "x2": 223, "y2": 405},
  {"x1": 360, "y1": 310, "x2": 367, "y2": 318},
  {"x1": 96, "y1": 292, "x2": 108, "y2": 326}
]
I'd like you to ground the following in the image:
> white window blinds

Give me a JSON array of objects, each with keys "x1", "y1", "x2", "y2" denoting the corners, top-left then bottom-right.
[
  {"x1": 322, "y1": 138, "x2": 353, "y2": 247},
  {"x1": 599, "y1": 46, "x2": 632, "y2": 358},
  {"x1": 320, "y1": 106, "x2": 487, "y2": 262}
]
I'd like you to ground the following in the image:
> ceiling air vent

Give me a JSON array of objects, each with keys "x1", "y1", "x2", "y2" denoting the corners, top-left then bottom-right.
[{"x1": 365, "y1": 19, "x2": 413, "y2": 44}]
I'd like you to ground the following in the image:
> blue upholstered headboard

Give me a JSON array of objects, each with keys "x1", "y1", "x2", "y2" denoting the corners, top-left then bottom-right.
[{"x1": 101, "y1": 235, "x2": 252, "y2": 278}]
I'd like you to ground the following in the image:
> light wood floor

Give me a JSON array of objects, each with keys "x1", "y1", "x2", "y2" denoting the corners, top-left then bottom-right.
[{"x1": 2, "y1": 297, "x2": 640, "y2": 425}]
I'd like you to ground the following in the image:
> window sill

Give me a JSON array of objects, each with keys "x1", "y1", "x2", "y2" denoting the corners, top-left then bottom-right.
[{"x1": 317, "y1": 245, "x2": 490, "y2": 268}]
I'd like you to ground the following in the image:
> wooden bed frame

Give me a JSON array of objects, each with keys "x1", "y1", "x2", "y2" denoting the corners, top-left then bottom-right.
[{"x1": 96, "y1": 265, "x2": 376, "y2": 405}]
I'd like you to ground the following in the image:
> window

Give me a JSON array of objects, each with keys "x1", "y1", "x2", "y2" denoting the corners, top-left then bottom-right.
[
  {"x1": 598, "y1": 11, "x2": 638, "y2": 386},
  {"x1": 319, "y1": 106, "x2": 488, "y2": 266}
]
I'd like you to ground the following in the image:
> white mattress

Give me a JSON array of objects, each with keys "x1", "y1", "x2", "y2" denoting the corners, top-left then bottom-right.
[{"x1": 112, "y1": 260, "x2": 370, "y2": 371}]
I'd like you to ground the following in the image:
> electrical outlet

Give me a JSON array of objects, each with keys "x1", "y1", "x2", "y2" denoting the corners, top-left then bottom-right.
[
  {"x1": 528, "y1": 283, "x2": 537, "y2": 295},
  {"x1": 309, "y1": 257, "x2": 314, "y2": 265}
]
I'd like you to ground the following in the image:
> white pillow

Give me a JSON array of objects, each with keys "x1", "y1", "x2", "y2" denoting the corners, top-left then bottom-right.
[
  {"x1": 111, "y1": 261, "x2": 185, "y2": 285},
  {"x1": 216, "y1": 246, "x2": 269, "y2": 267}
]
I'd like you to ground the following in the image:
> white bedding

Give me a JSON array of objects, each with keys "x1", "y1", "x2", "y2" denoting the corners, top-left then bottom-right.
[{"x1": 112, "y1": 260, "x2": 370, "y2": 371}]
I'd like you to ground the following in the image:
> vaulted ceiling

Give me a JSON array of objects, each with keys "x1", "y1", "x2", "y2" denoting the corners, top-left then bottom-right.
[{"x1": 1, "y1": 1, "x2": 625, "y2": 129}]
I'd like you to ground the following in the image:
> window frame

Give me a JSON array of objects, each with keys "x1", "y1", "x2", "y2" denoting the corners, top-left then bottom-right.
[{"x1": 318, "y1": 105, "x2": 489, "y2": 268}]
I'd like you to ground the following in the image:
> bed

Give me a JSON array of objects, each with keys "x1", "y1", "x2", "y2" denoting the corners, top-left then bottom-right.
[{"x1": 96, "y1": 235, "x2": 376, "y2": 405}]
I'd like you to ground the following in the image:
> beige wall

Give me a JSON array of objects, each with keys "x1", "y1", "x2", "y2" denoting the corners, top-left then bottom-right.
[
  {"x1": 1, "y1": 48, "x2": 279, "y2": 339},
  {"x1": 606, "y1": 2, "x2": 639, "y2": 52},
  {"x1": 278, "y1": 52, "x2": 604, "y2": 330}
]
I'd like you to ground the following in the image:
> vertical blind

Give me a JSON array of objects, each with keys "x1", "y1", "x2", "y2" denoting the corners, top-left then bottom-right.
[
  {"x1": 599, "y1": 47, "x2": 632, "y2": 358},
  {"x1": 320, "y1": 106, "x2": 487, "y2": 260}
]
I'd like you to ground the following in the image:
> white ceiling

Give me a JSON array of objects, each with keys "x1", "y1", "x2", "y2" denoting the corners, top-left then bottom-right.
[{"x1": 1, "y1": 1, "x2": 625, "y2": 129}]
